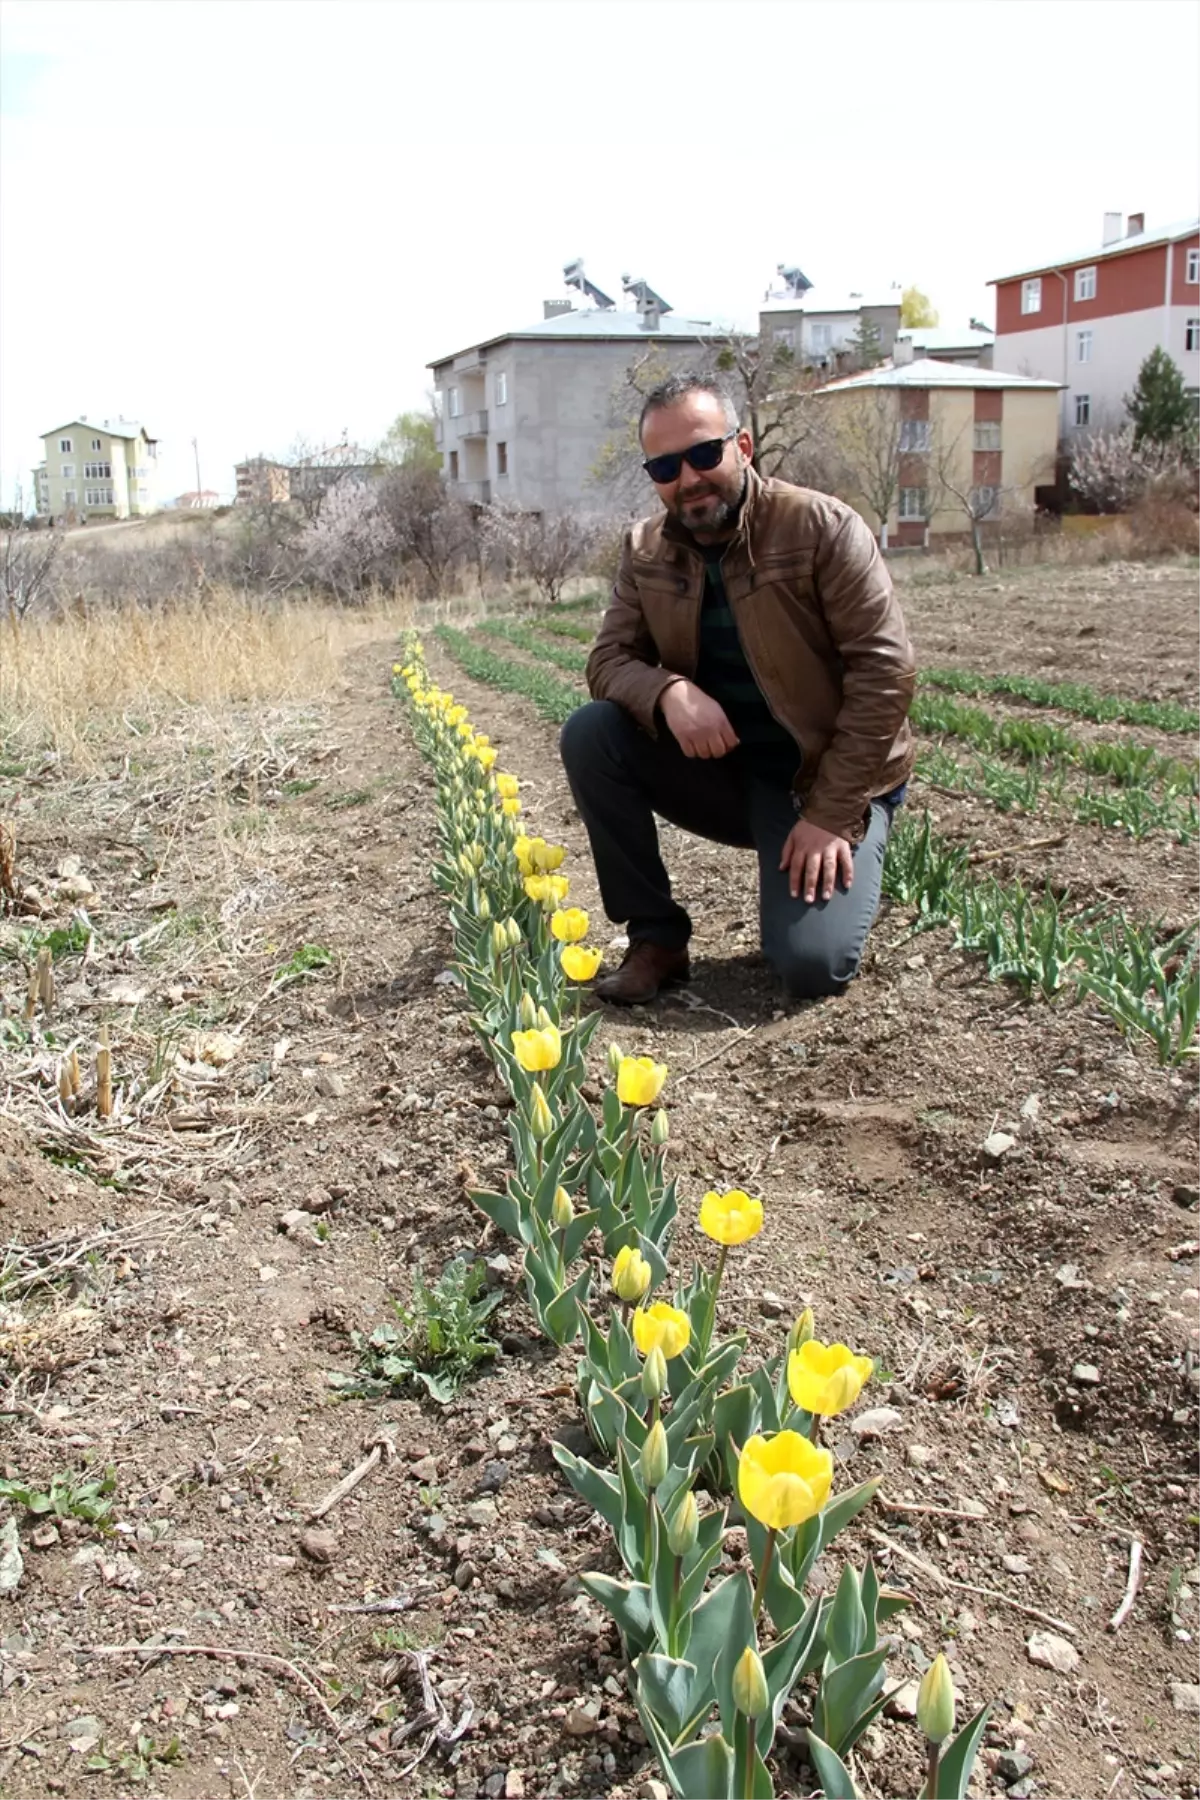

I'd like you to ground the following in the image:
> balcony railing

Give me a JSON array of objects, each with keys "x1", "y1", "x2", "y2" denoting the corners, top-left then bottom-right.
[
  {"x1": 459, "y1": 410, "x2": 488, "y2": 437},
  {"x1": 460, "y1": 480, "x2": 491, "y2": 505}
]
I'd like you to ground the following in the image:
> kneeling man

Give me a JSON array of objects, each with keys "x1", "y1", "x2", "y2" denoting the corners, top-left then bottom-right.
[{"x1": 560, "y1": 373, "x2": 917, "y2": 1005}]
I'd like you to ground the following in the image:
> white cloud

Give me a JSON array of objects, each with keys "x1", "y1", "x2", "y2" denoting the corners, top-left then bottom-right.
[{"x1": 2, "y1": 0, "x2": 1197, "y2": 503}]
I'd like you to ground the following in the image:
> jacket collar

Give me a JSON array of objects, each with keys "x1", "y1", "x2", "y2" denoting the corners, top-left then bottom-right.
[{"x1": 660, "y1": 464, "x2": 764, "y2": 569}]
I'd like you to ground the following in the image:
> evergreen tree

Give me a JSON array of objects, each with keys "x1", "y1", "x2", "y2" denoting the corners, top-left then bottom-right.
[
  {"x1": 847, "y1": 316, "x2": 884, "y2": 369},
  {"x1": 1124, "y1": 347, "x2": 1193, "y2": 449}
]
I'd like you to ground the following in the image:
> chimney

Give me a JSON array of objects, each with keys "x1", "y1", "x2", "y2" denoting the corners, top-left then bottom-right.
[
  {"x1": 1127, "y1": 211, "x2": 1145, "y2": 237},
  {"x1": 543, "y1": 298, "x2": 574, "y2": 320},
  {"x1": 638, "y1": 300, "x2": 662, "y2": 332},
  {"x1": 1102, "y1": 211, "x2": 1122, "y2": 246},
  {"x1": 893, "y1": 334, "x2": 914, "y2": 366}
]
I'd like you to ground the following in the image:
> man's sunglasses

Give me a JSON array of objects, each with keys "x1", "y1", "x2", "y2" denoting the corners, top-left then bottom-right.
[{"x1": 642, "y1": 430, "x2": 736, "y2": 485}]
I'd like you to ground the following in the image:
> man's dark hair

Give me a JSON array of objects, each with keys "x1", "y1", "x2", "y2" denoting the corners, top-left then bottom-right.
[{"x1": 638, "y1": 372, "x2": 739, "y2": 441}]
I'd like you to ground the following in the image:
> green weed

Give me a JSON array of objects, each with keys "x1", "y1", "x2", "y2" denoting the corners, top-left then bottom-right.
[
  {"x1": 85, "y1": 1734, "x2": 184, "y2": 1782},
  {"x1": 0, "y1": 1466, "x2": 116, "y2": 1526},
  {"x1": 332, "y1": 1258, "x2": 503, "y2": 1404},
  {"x1": 271, "y1": 943, "x2": 334, "y2": 988}
]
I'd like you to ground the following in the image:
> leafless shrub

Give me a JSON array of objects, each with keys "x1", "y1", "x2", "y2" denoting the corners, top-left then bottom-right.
[
  {"x1": 2, "y1": 521, "x2": 64, "y2": 624},
  {"x1": 376, "y1": 467, "x2": 478, "y2": 598},
  {"x1": 481, "y1": 502, "x2": 607, "y2": 605},
  {"x1": 297, "y1": 480, "x2": 396, "y2": 602}
]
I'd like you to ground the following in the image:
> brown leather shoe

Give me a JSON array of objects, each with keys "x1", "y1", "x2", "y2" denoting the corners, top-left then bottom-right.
[{"x1": 594, "y1": 941, "x2": 690, "y2": 1005}]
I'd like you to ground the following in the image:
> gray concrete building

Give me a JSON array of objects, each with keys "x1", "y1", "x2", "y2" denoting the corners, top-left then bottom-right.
[{"x1": 428, "y1": 278, "x2": 737, "y2": 514}]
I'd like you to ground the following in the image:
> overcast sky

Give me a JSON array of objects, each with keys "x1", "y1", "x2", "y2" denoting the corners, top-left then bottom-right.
[{"x1": 1, "y1": 0, "x2": 1197, "y2": 505}]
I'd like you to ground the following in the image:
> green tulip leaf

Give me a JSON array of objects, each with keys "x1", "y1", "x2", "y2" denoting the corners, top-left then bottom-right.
[
  {"x1": 804, "y1": 1730, "x2": 861, "y2": 1799},
  {"x1": 579, "y1": 1572, "x2": 653, "y2": 1653},
  {"x1": 633, "y1": 1653, "x2": 698, "y2": 1745},
  {"x1": 931, "y1": 1702, "x2": 991, "y2": 1799}
]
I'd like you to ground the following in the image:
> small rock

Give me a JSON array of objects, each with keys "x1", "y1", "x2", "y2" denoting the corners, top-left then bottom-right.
[
  {"x1": 298, "y1": 1527, "x2": 338, "y2": 1565},
  {"x1": 411, "y1": 1456, "x2": 439, "y2": 1482},
  {"x1": 172, "y1": 1537, "x2": 205, "y2": 1568},
  {"x1": 1070, "y1": 1362, "x2": 1101, "y2": 1386},
  {"x1": 638, "y1": 1783, "x2": 669, "y2": 1800},
  {"x1": 1026, "y1": 1630, "x2": 1079, "y2": 1674},
  {"x1": 982, "y1": 1130, "x2": 1017, "y2": 1162},
  {"x1": 1055, "y1": 1263, "x2": 1088, "y2": 1289},
  {"x1": 480, "y1": 1461, "x2": 511, "y2": 1493},
  {"x1": 1019, "y1": 1093, "x2": 1041, "y2": 1123},
  {"x1": 454, "y1": 1561, "x2": 478, "y2": 1590},
  {"x1": 758, "y1": 1291, "x2": 788, "y2": 1319},
  {"x1": 1170, "y1": 1681, "x2": 1200, "y2": 1714},
  {"x1": 30, "y1": 1523, "x2": 61, "y2": 1550},
  {"x1": 907, "y1": 1444, "x2": 937, "y2": 1467},
  {"x1": 885, "y1": 1679, "x2": 919, "y2": 1718},
  {"x1": 564, "y1": 1702, "x2": 600, "y2": 1736},
  {"x1": 1172, "y1": 1185, "x2": 1199, "y2": 1210},
  {"x1": 850, "y1": 1407, "x2": 903, "y2": 1440},
  {"x1": 957, "y1": 1496, "x2": 988, "y2": 1518},
  {"x1": 315, "y1": 1069, "x2": 347, "y2": 1099},
  {"x1": 996, "y1": 1750, "x2": 1034, "y2": 1785},
  {"x1": 1002, "y1": 1555, "x2": 1034, "y2": 1575},
  {"x1": 465, "y1": 1497, "x2": 499, "y2": 1528}
]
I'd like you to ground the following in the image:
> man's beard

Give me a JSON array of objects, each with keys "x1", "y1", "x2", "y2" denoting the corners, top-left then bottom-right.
[{"x1": 676, "y1": 473, "x2": 747, "y2": 537}]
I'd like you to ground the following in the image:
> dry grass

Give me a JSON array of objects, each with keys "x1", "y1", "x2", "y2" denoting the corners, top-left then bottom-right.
[{"x1": 0, "y1": 585, "x2": 413, "y2": 767}]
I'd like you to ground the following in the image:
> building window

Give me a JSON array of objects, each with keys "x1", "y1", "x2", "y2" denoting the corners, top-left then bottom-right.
[
  {"x1": 91, "y1": 437, "x2": 102, "y2": 451},
  {"x1": 62, "y1": 489, "x2": 76, "y2": 506},
  {"x1": 1076, "y1": 329, "x2": 1093, "y2": 363},
  {"x1": 1187, "y1": 248, "x2": 1200, "y2": 284},
  {"x1": 1074, "y1": 266, "x2": 1096, "y2": 301},
  {"x1": 496, "y1": 441, "x2": 508, "y2": 477},
  {"x1": 809, "y1": 322, "x2": 832, "y2": 351},
  {"x1": 1021, "y1": 278, "x2": 1041, "y2": 314},
  {"x1": 898, "y1": 487, "x2": 928, "y2": 520},
  {"x1": 973, "y1": 420, "x2": 1002, "y2": 451},
  {"x1": 448, "y1": 387, "x2": 462, "y2": 418},
  {"x1": 1075, "y1": 393, "x2": 1091, "y2": 426},
  {"x1": 773, "y1": 327, "x2": 795, "y2": 350},
  {"x1": 84, "y1": 486, "x2": 114, "y2": 506},
  {"x1": 899, "y1": 419, "x2": 931, "y2": 452},
  {"x1": 60, "y1": 462, "x2": 75, "y2": 477},
  {"x1": 448, "y1": 450, "x2": 459, "y2": 480},
  {"x1": 1186, "y1": 318, "x2": 1200, "y2": 352},
  {"x1": 59, "y1": 437, "x2": 72, "y2": 452},
  {"x1": 971, "y1": 485, "x2": 1000, "y2": 518},
  {"x1": 495, "y1": 371, "x2": 508, "y2": 406},
  {"x1": 84, "y1": 461, "x2": 112, "y2": 479}
]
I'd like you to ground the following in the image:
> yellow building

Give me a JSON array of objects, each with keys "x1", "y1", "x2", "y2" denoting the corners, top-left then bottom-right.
[
  {"x1": 815, "y1": 353, "x2": 1061, "y2": 550},
  {"x1": 35, "y1": 418, "x2": 158, "y2": 523}
]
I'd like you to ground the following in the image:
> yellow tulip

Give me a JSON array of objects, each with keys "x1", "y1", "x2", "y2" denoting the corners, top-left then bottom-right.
[
  {"x1": 552, "y1": 1186, "x2": 574, "y2": 1229},
  {"x1": 917, "y1": 1652, "x2": 956, "y2": 1745},
  {"x1": 524, "y1": 875, "x2": 551, "y2": 904},
  {"x1": 495, "y1": 773, "x2": 520, "y2": 799},
  {"x1": 737, "y1": 1431, "x2": 833, "y2": 1531},
  {"x1": 699, "y1": 1189, "x2": 764, "y2": 1247},
  {"x1": 786, "y1": 1339, "x2": 874, "y2": 1418},
  {"x1": 550, "y1": 908, "x2": 589, "y2": 943},
  {"x1": 502, "y1": 797, "x2": 522, "y2": 817},
  {"x1": 392, "y1": 662, "x2": 403, "y2": 674},
  {"x1": 641, "y1": 1419, "x2": 668, "y2": 1490},
  {"x1": 616, "y1": 1056, "x2": 668, "y2": 1108},
  {"x1": 561, "y1": 944, "x2": 603, "y2": 982},
  {"x1": 632, "y1": 1301, "x2": 691, "y2": 1361},
  {"x1": 731, "y1": 1647, "x2": 769, "y2": 1719},
  {"x1": 611, "y1": 1245, "x2": 651, "y2": 1304},
  {"x1": 477, "y1": 747, "x2": 497, "y2": 771},
  {"x1": 511, "y1": 1025, "x2": 562, "y2": 1072}
]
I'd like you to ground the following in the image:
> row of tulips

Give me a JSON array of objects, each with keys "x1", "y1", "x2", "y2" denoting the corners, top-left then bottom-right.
[{"x1": 392, "y1": 645, "x2": 988, "y2": 1800}]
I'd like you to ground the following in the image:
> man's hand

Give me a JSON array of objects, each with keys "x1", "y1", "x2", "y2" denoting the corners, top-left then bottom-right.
[
  {"x1": 660, "y1": 680, "x2": 740, "y2": 759},
  {"x1": 780, "y1": 819, "x2": 853, "y2": 902}
]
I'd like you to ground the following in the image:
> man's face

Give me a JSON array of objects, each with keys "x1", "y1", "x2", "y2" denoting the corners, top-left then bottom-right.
[{"x1": 641, "y1": 394, "x2": 753, "y2": 539}]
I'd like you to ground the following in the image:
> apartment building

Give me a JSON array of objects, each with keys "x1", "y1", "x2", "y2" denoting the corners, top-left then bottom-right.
[
  {"x1": 817, "y1": 352, "x2": 1060, "y2": 548},
  {"x1": 760, "y1": 265, "x2": 904, "y2": 368},
  {"x1": 429, "y1": 278, "x2": 731, "y2": 514},
  {"x1": 991, "y1": 212, "x2": 1200, "y2": 435},
  {"x1": 35, "y1": 417, "x2": 158, "y2": 522}
]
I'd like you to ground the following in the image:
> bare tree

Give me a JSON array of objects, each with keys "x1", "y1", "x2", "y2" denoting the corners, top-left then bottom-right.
[
  {"x1": 376, "y1": 466, "x2": 476, "y2": 597},
  {"x1": 931, "y1": 426, "x2": 1052, "y2": 575},
  {"x1": 1069, "y1": 424, "x2": 1195, "y2": 514},
  {"x1": 298, "y1": 480, "x2": 396, "y2": 602},
  {"x1": 1, "y1": 519, "x2": 64, "y2": 624},
  {"x1": 707, "y1": 334, "x2": 838, "y2": 487},
  {"x1": 482, "y1": 503, "x2": 603, "y2": 605},
  {"x1": 588, "y1": 347, "x2": 680, "y2": 511},
  {"x1": 824, "y1": 387, "x2": 905, "y2": 547}
]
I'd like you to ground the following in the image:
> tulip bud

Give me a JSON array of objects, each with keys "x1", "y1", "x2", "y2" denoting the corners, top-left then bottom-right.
[
  {"x1": 606, "y1": 1041, "x2": 624, "y2": 1078},
  {"x1": 468, "y1": 842, "x2": 485, "y2": 868},
  {"x1": 504, "y1": 918, "x2": 523, "y2": 950},
  {"x1": 477, "y1": 892, "x2": 491, "y2": 920},
  {"x1": 458, "y1": 851, "x2": 475, "y2": 880},
  {"x1": 611, "y1": 1245, "x2": 651, "y2": 1304},
  {"x1": 552, "y1": 1186, "x2": 574, "y2": 1229},
  {"x1": 490, "y1": 922, "x2": 508, "y2": 962},
  {"x1": 731, "y1": 1646, "x2": 769, "y2": 1720},
  {"x1": 518, "y1": 993, "x2": 538, "y2": 1030},
  {"x1": 640, "y1": 1419, "x2": 668, "y2": 1490},
  {"x1": 667, "y1": 1490, "x2": 699, "y2": 1557},
  {"x1": 641, "y1": 1346, "x2": 667, "y2": 1401},
  {"x1": 528, "y1": 1084, "x2": 555, "y2": 1142},
  {"x1": 536, "y1": 1004, "x2": 556, "y2": 1032},
  {"x1": 917, "y1": 1652, "x2": 955, "y2": 1745},
  {"x1": 650, "y1": 1109, "x2": 670, "y2": 1146},
  {"x1": 787, "y1": 1307, "x2": 816, "y2": 1357}
]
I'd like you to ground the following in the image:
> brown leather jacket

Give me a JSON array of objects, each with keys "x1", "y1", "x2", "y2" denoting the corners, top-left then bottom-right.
[{"x1": 586, "y1": 467, "x2": 917, "y2": 843}]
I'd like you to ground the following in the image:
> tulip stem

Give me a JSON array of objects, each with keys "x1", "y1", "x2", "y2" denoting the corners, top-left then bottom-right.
[
  {"x1": 925, "y1": 1739, "x2": 940, "y2": 1799},
  {"x1": 742, "y1": 1713, "x2": 756, "y2": 1800},
  {"x1": 750, "y1": 1526, "x2": 776, "y2": 1622},
  {"x1": 807, "y1": 1412, "x2": 821, "y2": 1446},
  {"x1": 701, "y1": 1245, "x2": 728, "y2": 1358}
]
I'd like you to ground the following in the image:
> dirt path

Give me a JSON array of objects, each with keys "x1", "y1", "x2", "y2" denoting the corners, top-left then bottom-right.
[{"x1": 1, "y1": 628, "x2": 1197, "y2": 1800}]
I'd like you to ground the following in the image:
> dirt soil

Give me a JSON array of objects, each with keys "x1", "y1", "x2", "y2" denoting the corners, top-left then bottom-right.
[{"x1": 1, "y1": 561, "x2": 1198, "y2": 1800}]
